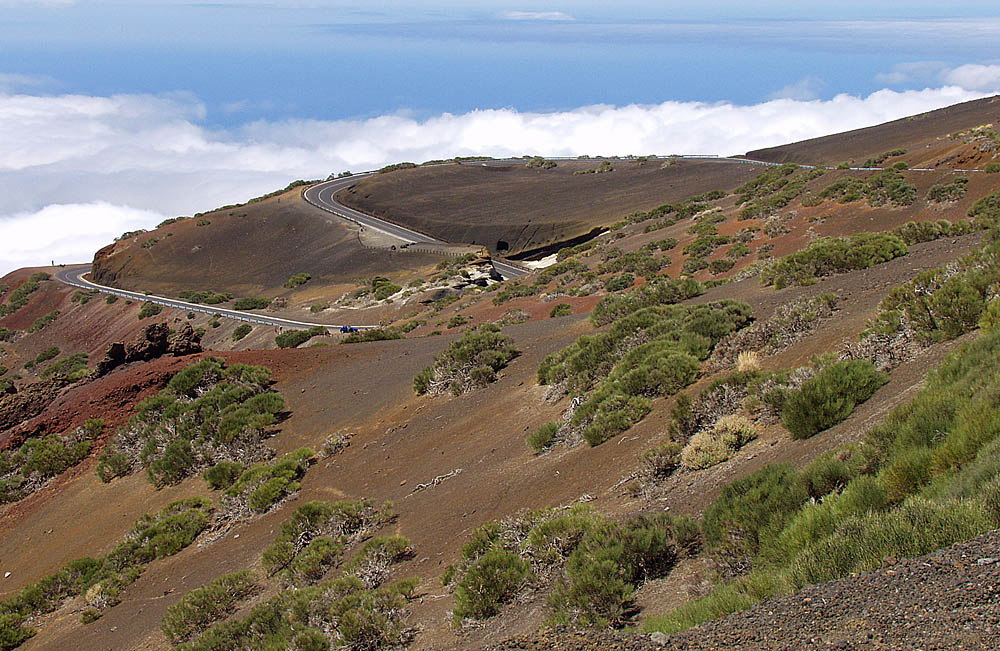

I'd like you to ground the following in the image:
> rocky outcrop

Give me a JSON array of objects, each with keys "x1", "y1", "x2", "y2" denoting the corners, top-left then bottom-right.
[
  {"x1": 0, "y1": 379, "x2": 64, "y2": 434},
  {"x1": 96, "y1": 322, "x2": 202, "y2": 376}
]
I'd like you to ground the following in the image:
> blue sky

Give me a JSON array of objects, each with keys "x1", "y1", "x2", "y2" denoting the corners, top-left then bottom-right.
[
  {"x1": 1, "y1": 1, "x2": 1000, "y2": 272},
  {"x1": 4, "y1": 1, "x2": 1000, "y2": 124}
]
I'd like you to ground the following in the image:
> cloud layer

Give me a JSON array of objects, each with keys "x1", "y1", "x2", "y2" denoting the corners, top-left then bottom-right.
[{"x1": 0, "y1": 85, "x2": 993, "y2": 275}]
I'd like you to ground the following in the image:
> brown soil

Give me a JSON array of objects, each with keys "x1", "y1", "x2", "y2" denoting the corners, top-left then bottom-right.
[
  {"x1": 89, "y1": 187, "x2": 442, "y2": 296},
  {"x1": 5, "y1": 98, "x2": 1000, "y2": 651},
  {"x1": 336, "y1": 160, "x2": 761, "y2": 255},
  {"x1": 488, "y1": 529, "x2": 1000, "y2": 650},
  {"x1": 748, "y1": 94, "x2": 1000, "y2": 166}
]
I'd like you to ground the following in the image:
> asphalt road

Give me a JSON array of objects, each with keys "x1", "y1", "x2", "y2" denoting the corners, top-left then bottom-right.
[
  {"x1": 303, "y1": 173, "x2": 530, "y2": 279},
  {"x1": 56, "y1": 154, "x2": 982, "y2": 330},
  {"x1": 303, "y1": 173, "x2": 441, "y2": 244},
  {"x1": 53, "y1": 265, "x2": 375, "y2": 332}
]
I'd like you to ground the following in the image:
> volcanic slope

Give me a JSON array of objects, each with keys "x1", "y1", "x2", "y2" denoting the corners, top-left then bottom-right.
[
  {"x1": 335, "y1": 158, "x2": 762, "y2": 255},
  {"x1": 748, "y1": 94, "x2": 1000, "y2": 167},
  {"x1": 89, "y1": 183, "x2": 443, "y2": 297},
  {"x1": 4, "y1": 97, "x2": 1000, "y2": 651}
]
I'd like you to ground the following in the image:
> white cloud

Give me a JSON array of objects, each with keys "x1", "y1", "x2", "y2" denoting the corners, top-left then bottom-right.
[
  {"x1": 942, "y1": 64, "x2": 1000, "y2": 92},
  {"x1": 876, "y1": 62, "x2": 1000, "y2": 92},
  {"x1": 0, "y1": 73, "x2": 56, "y2": 93},
  {"x1": 0, "y1": 84, "x2": 991, "y2": 275},
  {"x1": 874, "y1": 61, "x2": 948, "y2": 86},
  {"x1": 769, "y1": 77, "x2": 825, "y2": 101},
  {"x1": 501, "y1": 10, "x2": 573, "y2": 21},
  {"x1": 0, "y1": 202, "x2": 164, "y2": 272}
]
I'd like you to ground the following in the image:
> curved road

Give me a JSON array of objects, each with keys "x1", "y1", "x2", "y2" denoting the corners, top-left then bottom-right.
[
  {"x1": 55, "y1": 154, "x2": 989, "y2": 330},
  {"x1": 53, "y1": 265, "x2": 377, "y2": 332},
  {"x1": 304, "y1": 173, "x2": 531, "y2": 279}
]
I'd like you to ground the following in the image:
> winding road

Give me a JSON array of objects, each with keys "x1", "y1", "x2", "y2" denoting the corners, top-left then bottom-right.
[
  {"x1": 53, "y1": 265, "x2": 376, "y2": 331},
  {"x1": 54, "y1": 155, "x2": 989, "y2": 331}
]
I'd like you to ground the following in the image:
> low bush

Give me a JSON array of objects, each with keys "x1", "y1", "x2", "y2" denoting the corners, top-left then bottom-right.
[
  {"x1": 604, "y1": 273, "x2": 635, "y2": 292},
  {"x1": 760, "y1": 233, "x2": 907, "y2": 289},
  {"x1": 262, "y1": 499, "x2": 395, "y2": 581},
  {"x1": 453, "y1": 549, "x2": 530, "y2": 620},
  {"x1": 97, "y1": 358, "x2": 286, "y2": 487},
  {"x1": 680, "y1": 415, "x2": 757, "y2": 470},
  {"x1": 539, "y1": 298, "x2": 751, "y2": 446},
  {"x1": 342, "y1": 328, "x2": 403, "y2": 344},
  {"x1": 178, "y1": 290, "x2": 232, "y2": 304},
  {"x1": 549, "y1": 303, "x2": 572, "y2": 318},
  {"x1": 525, "y1": 156, "x2": 557, "y2": 169},
  {"x1": 782, "y1": 360, "x2": 887, "y2": 439},
  {"x1": 0, "y1": 498, "x2": 212, "y2": 644},
  {"x1": 926, "y1": 177, "x2": 968, "y2": 202},
  {"x1": 224, "y1": 448, "x2": 315, "y2": 513},
  {"x1": 283, "y1": 273, "x2": 311, "y2": 289},
  {"x1": 203, "y1": 462, "x2": 244, "y2": 490},
  {"x1": 527, "y1": 422, "x2": 559, "y2": 452},
  {"x1": 818, "y1": 168, "x2": 916, "y2": 207},
  {"x1": 276, "y1": 325, "x2": 326, "y2": 348},
  {"x1": 232, "y1": 297, "x2": 270, "y2": 310},
  {"x1": 138, "y1": 301, "x2": 162, "y2": 319},
  {"x1": 647, "y1": 324, "x2": 1000, "y2": 636},
  {"x1": 161, "y1": 570, "x2": 260, "y2": 643},
  {"x1": 413, "y1": 324, "x2": 518, "y2": 396},
  {"x1": 709, "y1": 259, "x2": 735, "y2": 274},
  {"x1": 231, "y1": 324, "x2": 252, "y2": 342},
  {"x1": 0, "y1": 273, "x2": 48, "y2": 318}
]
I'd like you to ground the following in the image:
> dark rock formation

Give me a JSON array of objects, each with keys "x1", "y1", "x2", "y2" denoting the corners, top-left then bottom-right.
[{"x1": 96, "y1": 322, "x2": 202, "y2": 377}]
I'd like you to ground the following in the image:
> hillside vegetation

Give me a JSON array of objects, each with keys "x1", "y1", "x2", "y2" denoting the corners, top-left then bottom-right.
[{"x1": 3, "y1": 97, "x2": 1000, "y2": 651}]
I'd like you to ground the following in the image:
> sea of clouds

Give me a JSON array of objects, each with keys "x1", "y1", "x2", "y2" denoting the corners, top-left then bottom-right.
[{"x1": 0, "y1": 83, "x2": 994, "y2": 274}]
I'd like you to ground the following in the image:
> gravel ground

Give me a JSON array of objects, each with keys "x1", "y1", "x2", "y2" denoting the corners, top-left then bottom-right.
[{"x1": 488, "y1": 529, "x2": 1000, "y2": 650}]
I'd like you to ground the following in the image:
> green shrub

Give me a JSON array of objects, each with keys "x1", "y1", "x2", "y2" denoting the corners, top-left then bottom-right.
[
  {"x1": 702, "y1": 464, "x2": 808, "y2": 575},
  {"x1": 262, "y1": 499, "x2": 395, "y2": 578},
  {"x1": 527, "y1": 422, "x2": 559, "y2": 452},
  {"x1": 646, "y1": 322, "x2": 1000, "y2": 635},
  {"x1": 232, "y1": 324, "x2": 252, "y2": 342},
  {"x1": 225, "y1": 448, "x2": 315, "y2": 513},
  {"x1": 41, "y1": 353, "x2": 89, "y2": 382},
  {"x1": 926, "y1": 177, "x2": 968, "y2": 202},
  {"x1": 203, "y1": 462, "x2": 245, "y2": 490},
  {"x1": 782, "y1": 360, "x2": 888, "y2": 439},
  {"x1": 590, "y1": 277, "x2": 704, "y2": 326},
  {"x1": 276, "y1": 325, "x2": 326, "y2": 348},
  {"x1": 99, "y1": 359, "x2": 284, "y2": 487},
  {"x1": 283, "y1": 273, "x2": 311, "y2": 289},
  {"x1": 138, "y1": 301, "x2": 162, "y2": 319},
  {"x1": 178, "y1": 290, "x2": 233, "y2": 305},
  {"x1": 413, "y1": 324, "x2": 518, "y2": 396},
  {"x1": 342, "y1": 328, "x2": 403, "y2": 344},
  {"x1": 377, "y1": 161, "x2": 417, "y2": 173},
  {"x1": 371, "y1": 278, "x2": 402, "y2": 301},
  {"x1": 709, "y1": 258, "x2": 735, "y2": 274},
  {"x1": 549, "y1": 303, "x2": 572, "y2": 318},
  {"x1": 33, "y1": 346, "x2": 60, "y2": 365},
  {"x1": 968, "y1": 191, "x2": 1000, "y2": 228},
  {"x1": 232, "y1": 297, "x2": 270, "y2": 310},
  {"x1": 550, "y1": 515, "x2": 682, "y2": 627},
  {"x1": 161, "y1": 570, "x2": 260, "y2": 642},
  {"x1": 0, "y1": 274, "x2": 48, "y2": 318},
  {"x1": 985, "y1": 162, "x2": 1000, "y2": 173},
  {"x1": 453, "y1": 548, "x2": 530, "y2": 621},
  {"x1": 0, "y1": 498, "x2": 213, "y2": 644},
  {"x1": 760, "y1": 233, "x2": 907, "y2": 289}
]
